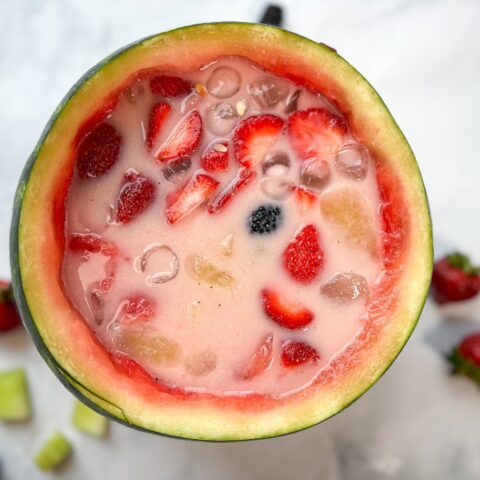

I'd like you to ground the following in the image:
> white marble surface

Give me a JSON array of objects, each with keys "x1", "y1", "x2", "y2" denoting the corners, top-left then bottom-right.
[{"x1": 1, "y1": 1, "x2": 480, "y2": 479}]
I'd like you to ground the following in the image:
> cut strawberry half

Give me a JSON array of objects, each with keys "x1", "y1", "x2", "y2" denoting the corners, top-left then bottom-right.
[
  {"x1": 287, "y1": 108, "x2": 347, "y2": 160},
  {"x1": 146, "y1": 101, "x2": 171, "y2": 152},
  {"x1": 208, "y1": 168, "x2": 256, "y2": 214},
  {"x1": 431, "y1": 252, "x2": 480, "y2": 304},
  {"x1": 260, "y1": 288, "x2": 314, "y2": 330},
  {"x1": 156, "y1": 111, "x2": 203, "y2": 162},
  {"x1": 201, "y1": 142, "x2": 229, "y2": 172},
  {"x1": 233, "y1": 114, "x2": 284, "y2": 167},
  {"x1": 281, "y1": 340, "x2": 320, "y2": 368},
  {"x1": 149, "y1": 75, "x2": 192, "y2": 97},
  {"x1": 68, "y1": 232, "x2": 117, "y2": 256},
  {"x1": 292, "y1": 185, "x2": 317, "y2": 213},
  {"x1": 240, "y1": 334, "x2": 274, "y2": 380},
  {"x1": 282, "y1": 224, "x2": 323, "y2": 284},
  {"x1": 121, "y1": 296, "x2": 156, "y2": 325},
  {"x1": 114, "y1": 169, "x2": 155, "y2": 224},
  {"x1": 165, "y1": 172, "x2": 219, "y2": 224},
  {"x1": 0, "y1": 280, "x2": 21, "y2": 333},
  {"x1": 76, "y1": 122, "x2": 122, "y2": 179}
]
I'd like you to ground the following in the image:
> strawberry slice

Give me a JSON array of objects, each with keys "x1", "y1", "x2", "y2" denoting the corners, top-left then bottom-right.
[
  {"x1": 165, "y1": 172, "x2": 219, "y2": 224},
  {"x1": 293, "y1": 186, "x2": 317, "y2": 213},
  {"x1": 149, "y1": 75, "x2": 192, "y2": 97},
  {"x1": 68, "y1": 232, "x2": 117, "y2": 256},
  {"x1": 233, "y1": 114, "x2": 284, "y2": 167},
  {"x1": 0, "y1": 280, "x2": 21, "y2": 332},
  {"x1": 240, "y1": 334, "x2": 274, "y2": 380},
  {"x1": 156, "y1": 111, "x2": 203, "y2": 162},
  {"x1": 77, "y1": 122, "x2": 122, "y2": 179},
  {"x1": 283, "y1": 224, "x2": 323, "y2": 284},
  {"x1": 281, "y1": 340, "x2": 320, "y2": 367},
  {"x1": 201, "y1": 142, "x2": 229, "y2": 172},
  {"x1": 208, "y1": 168, "x2": 256, "y2": 214},
  {"x1": 260, "y1": 288, "x2": 314, "y2": 330},
  {"x1": 431, "y1": 252, "x2": 480, "y2": 304},
  {"x1": 146, "y1": 101, "x2": 171, "y2": 152},
  {"x1": 121, "y1": 296, "x2": 156, "y2": 325},
  {"x1": 114, "y1": 169, "x2": 155, "y2": 224},
  {"x1": 287, "y1": 108, "x2": 347, "y2": 160}
]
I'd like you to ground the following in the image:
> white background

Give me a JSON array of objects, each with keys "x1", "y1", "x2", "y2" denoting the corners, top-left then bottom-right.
[{"x1": 1, "y1": 1, "x2": 480, "y2": 479}]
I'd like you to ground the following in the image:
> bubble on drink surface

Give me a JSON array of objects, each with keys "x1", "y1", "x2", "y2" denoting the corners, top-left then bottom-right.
[
  {"x1": 247, "y1": 77, "x2": 288, "y2": 109},
  {"x1": 205, "y1": 102, "x2": 238, "y2": 135},
  {"x1": 161, "y1": 157, "x2": 192, "y2": 184},
  {"x1": 320, "y1": 272, "x2": 369, "y2": 304},
  {"x1": 335, "y1": 143, "x2": 369, "y2": 180},
  {"x1": 300, "y1": 158, "x2": 331, "y2": 191},
  {"x1": 261, "y1": 177, "x2": 293, "y2": 201},
  {"x1": 115, "y1": 328, "x2": 181, "y2": 367},
  {"x1": 184, "y1": 349, "x2": 217, "y2": 376},
  {"x1": 206, "y1": 66, "x2": 241, "y2": 99},
  {"x1": 262, "y1": 151, "x2": 290, "y2": 176}
]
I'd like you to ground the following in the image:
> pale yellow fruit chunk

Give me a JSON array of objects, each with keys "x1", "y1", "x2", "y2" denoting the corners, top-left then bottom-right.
[
  {"x1": 320, "y1": 187, "x2": 378, "y2": 257},
  {"x1": 184, "y1": 349, "x2": 218, "y2": 376},
  {"x1": 187, "y1": 255, "x2": 235, "y2": 287}
]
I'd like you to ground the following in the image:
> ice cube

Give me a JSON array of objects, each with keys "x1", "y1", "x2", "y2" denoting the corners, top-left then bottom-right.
[
  {"x1": 260, "y1": 177, "x2": 293, "y2": 201},
  {"x1": 240, "y1": 334, "x2": 274, "y2": 380},
  {"x1": 181, "y1": 93, "x2": 202, "y2": 114},
  {"x1": 247, "y1": 77, "x2": 288, "y2": 109},
  {"x1": 205, "y1": 102, "x2": 238, "y2": 135},
  {"x1": 320, "y1": 187, "x2": 378, "y2": 257},
  {"x1": 262, "y1": 151, "x2": 290, "y2": 176},
  {"x1": 86, "y1": 287, "x2": 104, "y2": 325},
  {"x1": 320, "y1": 272, "x2": 369, "y2": 304},
  {"x1": 184, "y1": 349, "x2": 217, "y2": 376},
  {"x1": 161, "y1": 157, "x2": 192, "y2": 184},
  {"x1": 206, "y1": 66, "x2": 241, "y2": 99},
  {"x1": 284, "y1": 89, "x2": 301, "y2": 114},
  {"x1": 124, "y1": 79, "x2": 145, "y2": 103},
  {"x1": 186, "y1": 255, "x2": 235, "y2": 288},
  {"x1": 300, "y1": 158, "x2": 331, "y2": 191},
  {"x1": 135, "y1": 243, "x2": 179, "y2": 285},
  {"x1": 335, "y1": 143, "x2": 369, "y2": 180},
  {"x1": 115, "y1": 328, "x2": 181, "y2": 367}
]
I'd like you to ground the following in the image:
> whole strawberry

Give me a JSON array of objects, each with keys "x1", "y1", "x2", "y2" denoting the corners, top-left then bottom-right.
[
  {"x1": 431, "y1": 252, "x2": 480, "y2": 304},
  {"x1": 0, "y1": 280, "x2": 21, "y2": 332},
  {"x1": 447, "y1": 333, "x2": 480, "y2": 385}
]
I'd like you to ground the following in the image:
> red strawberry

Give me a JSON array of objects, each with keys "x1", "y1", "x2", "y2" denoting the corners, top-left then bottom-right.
[
  {"x1": 260, "y1": 288, "x2": 314, "y2": 330},
  {"x1": 121, "y1": 296, "x2": 156, "y2": 325},
  {"x1": 201, "y1": 142, "x2": 229, "y2": 172},
  {"x1": 0, "y1": 281, "x2": 21, "y2": 332},
  {"x1": 114, "y1": 169, "x2": 155, "y2": 224},
  {"x1": 149, "y1": 75, "x2": 192, "y2": 97},
  {"x1": 281, "y1": 340, "x2": 320, "y2": 367},
  {"x1": 156, "y1": 111, "x2": 203, "y2": 162},
  {"x1": 68, "y1": 232, "x2": 117, "y2": 256},
  {"x1": 431, "y1": 252, "x2": 480, "y2": 304},
  {"x1": 240, "y1": 334, "x2": 274, "y2": 380},
  {"x1": 146, "y1": 101, "x2": 171, "y2": 152},
  {"x1": 282, "y1": 224, "x2": 323, "y2": 284},
  {"x1": 233, "y1": 114, "x2": 284, "y2": 167},
  {"x1": 293, "y1": 186, "x2": 317, "y2": 213},
  {"x1": 447, "y1": 333, "x2": 480, "y2": 385},
  {"x1": 165, "y1": 172, "x2": 219, "y2": 224},
  {"x1": 208, "y1": 168, "x2": 256, "y2": 214},
  {"x1": 287, "y1": 108, "x2": 347, "y2": 160},
  {"x1": 77, "y1": 122, "x2": 122, "y2": 179}
]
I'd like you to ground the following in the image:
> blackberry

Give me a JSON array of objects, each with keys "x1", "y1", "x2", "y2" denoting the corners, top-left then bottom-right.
[{"x1": 247, "y1": 205, "x2": 282, "y2": 234}]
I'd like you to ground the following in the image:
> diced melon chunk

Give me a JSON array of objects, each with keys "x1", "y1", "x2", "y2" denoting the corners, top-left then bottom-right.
[
  {"x1": 320, "y1": 186, "x2": 378, "y2": 257},
  {"x1": 0, "y1": 368, "x2": 30, "y2": 421},
  {"x1": 186, "y1": 255, "x2": 235, "y2": 287},
  {"x1": 34, "y1": 431, "x2": 71, "y2": 471},
  {"x1": 72, "y1": 400, "x2": 108, "y2": 437}
]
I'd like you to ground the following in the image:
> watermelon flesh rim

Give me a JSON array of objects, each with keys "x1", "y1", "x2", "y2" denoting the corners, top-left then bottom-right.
[{"x1": 10, "y1": 23, "x2": 432, "y2": 440}]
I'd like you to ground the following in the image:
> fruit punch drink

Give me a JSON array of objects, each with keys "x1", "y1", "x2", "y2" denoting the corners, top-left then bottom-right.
[{"x1": 11, "y1": 23, "x2": 432, "y2": 440}]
